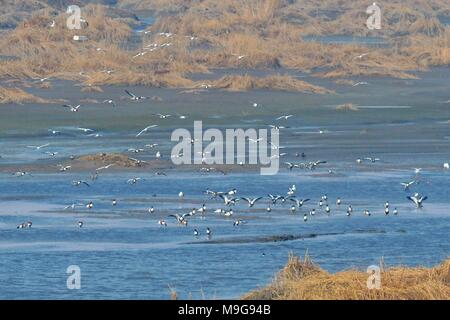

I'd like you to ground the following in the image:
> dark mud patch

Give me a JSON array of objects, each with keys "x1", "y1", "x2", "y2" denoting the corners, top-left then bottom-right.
[{"x1": 186, "y1": 229, "x2": 388, "y2": 245}]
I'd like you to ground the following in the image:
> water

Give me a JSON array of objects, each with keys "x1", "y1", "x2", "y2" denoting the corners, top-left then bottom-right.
[
  {"x1": 0, "y1": 68, "x2": 449, "y2": 299},
  {"x1": 303, "y1": 35, "x2": 390, "y2": 47}
]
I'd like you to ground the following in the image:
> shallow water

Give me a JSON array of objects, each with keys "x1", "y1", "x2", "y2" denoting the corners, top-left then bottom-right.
[{"x1": 0, "y1": 68, "x2": 449, "y2": 299}]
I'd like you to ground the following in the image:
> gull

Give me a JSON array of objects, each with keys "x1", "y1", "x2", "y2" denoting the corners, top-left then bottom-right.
[
  {"x1": 285, "y1": 162, "x2": 299, "y2": 170},
  {"x1": 219, "y1": 195, "x2": 239, "y2": 206},
  {"x1": 127, "y1": 177, "x2": 142, "y2": 185},
  {"x1": 270, "y1": 142, "x2": 285, "y2": 151},
  {"x1": 48, "y1": 129, "x2": 61, "y2": 135},
  {"x1": 175, "y1": 113, "x2": 187, "y2": 119},
  {"x1": 13, "y1": 171, "x2": 32, "y2": 177},
  {"x1": 194, "y1": 229, "x2": 199, "y2": 237},
  {"x1": 112, "y1": 199, "x2": 117, "y2": 206},
  {"x1": 251, "y1": 102, "x2": 261, "y2": 108},
  {"x1": 308, "y1": 160, "x2": 327, "y2": 170},
  {"x1": 125, "y1": 90, "x2": 148, "y2": 101},
  {"x1": 347, "y1": 205, "x2": 353, "y2": 216},
  {"x1": 77, "y1": 127, "x2": 94, "y2": 133},
  {"x1": 276, "y1": 115, "x2": 293, "y2": 120},
  {"x1": 364, "y1": 210, "x2": 371, "y2": 216},
  {"x1": 444, "y1": 163, "x2": 449, "y2": 169},
  {"x1": 407, "y1": 193, "x2": 428, "y2": 208},
  {"x1": 78, "y1": 221, "x2": 84, "y2": 228},
  {"x1": 158, "y1": 220, "x2": 167, "y2": 227},
  {"x1": 133, "y1": 51, "x2": 148, "y2": 58},
  {"x1": 290, "y1": 205, "x2": 296, "y2": 214},
  {"x1": 86, "y1": 201, "x2": 93, "y2": 209},
  {"x1": 156, "y1": 151, "x2": 162, "y2": 159},
  {"x1": 290, "y1": 198, "x2": 310, "y2": 208},
  {"x1": 64, "y1": 203, "x2": 82, "y2": 210},
  {"x1": 364, "y1": 157, "x2": 380, "y2": 163},
  {"x1": 269, "y1": 125, "x2": 286, "y2": 131},
  {"x1": 154, "y1": 113, "x2": 171, "y2": 119},
  {"x1": 129, "y1": 158, "x2": 148, "y2": 166},
  {"x1": 58, "y1": 165, "x2": 71, "y2": 172},
  {"x1": 241, "y1": 197, "x2": 262, "y2": 208},
  {"x1": 325, "y1": 205, "x2": 331, "y2": 214},
  {"x1": 96, "y1": 164, "x2": 115, "y2": 171},
  {"x1": 72, "y1": 180, "x2": 90, "y2": 187},
  {"x1": 303, "y1": 214, "x2": 308, "y2": 222},
  {"x1": 352, "y1": 82, "x2": 369, "y2": 87},
  {"x1": 414, "y1": 168, "x2": 422, "y2": 174},
  {"x1": 233, "y1": 219, "x2": 246, "y2": 226},
  {"x1": 168, "y1": 213, "x2": 189, "y2": 226},
  {"x1": 393, "y1": 208, "x2": 398, "y2": 215},
  {"x1": 206, "y1": 227, "x2": 211, "y2": 236},
  {"x1": 44, "y1": 151, "x2": 58, "y2": 157},
  {"x1": 146, "y1": 143, "x2": 159, "y2": 149},
  {"x1": 62, "y1": 104, "x2": 81, "y2": 112},
  {"x1": 266, "y1": 206, "x2": 272, "y2": 212},
  {"x1": 27, "y1": 143, "x2": 50, "y2": 150},
  {"x1": 148, "y1": 207, "x2": 155, "y2": 214},
  {"x1": 353, "y1": 53, "x2": 369, "y2": 60},
  {"x1": 336, "y1": 198, "x2": 342, "y2": 206},
  {"x1": 136, "y1": 125, "x2": 158, "y2": 137},
  {"x1": 268, "y1": 194, "x2": 283, "y2": 204},
  {"x1": 401, "y1": 180, "x2": 416, "y2": 191},
  {"x1": 128, "y1": 148, "x2": 144, "y2": 153},
  {"x1": 103, "y1": 100, "x2": 116, "y2": 107}
]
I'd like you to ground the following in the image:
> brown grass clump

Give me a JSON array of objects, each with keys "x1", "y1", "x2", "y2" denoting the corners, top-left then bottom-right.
[
  {"x1": 76, "y1": 153, "x2": 141, "y2": 168},
  {"x1": 209, "y1": 74, "x2": 333, "y2": 93},
  {"x1": 336, "y1": 103, "x2": 360, "y2": 111},
  {"x1": 243, "y1": 253, "x2": 450, "y2": 300},
  {"x1": 0, "y1": 86, "x2": 49, "y2": 104},
  {"x1": 80, "y1": 85, "x2": 103, "y2": 93}
]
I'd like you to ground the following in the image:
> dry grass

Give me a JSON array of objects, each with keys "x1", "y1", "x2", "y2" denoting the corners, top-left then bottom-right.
[
  {"x1": 0, "y1": 86, "x2": 49, "y2": 104},
  {"x1": 209, "y1": 74, "x2": 333, "y2": 93},
  {"x1": 243, "y1": 253, "x2": 450, "y2": 300},
  {"x1": 0, "y1": 0, "x2": 449, "y2": 91}
]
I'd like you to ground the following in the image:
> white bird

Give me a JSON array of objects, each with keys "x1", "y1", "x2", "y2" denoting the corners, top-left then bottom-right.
[
  {"x1": 14, "y1": 171, "x2": 32, "y2": 177},
  {"x1": 27, "y1": 143, "x2": 50, "y2": 150},
  {"x1": 276, "y1": 115, "x2": 293, "y2": 120},
  {"x1": 352, "y1": 82, "x2": 369, "y2": 87},
  {"x1": 158, "y1": 220, "x2": 167, "y2": 227},
  {"x1": 58, "y1": 165, "x2": 71, "y2": 172},
  {"x1": 62, "y1": 104, "x2": 81, "y2": 112},
  {"x1": 401, "y1": 180, "x2": 416, "y2": 191},
  {"x1": 444, "y1": 163, "x2": 449, "y2": 170},
  {"x1": 72, "y1": 180, "x2": 90, "y2": 187},
  {"x1": 155, "y1": 113, "x2": 171, "y2": 119},
  {"x1": 407, "y1": 193, "x2": 428, "y2": 208},
  {"x1": 77, "y1": 127, "x2": 94, "y2": 133},
  {"x1": 96, "y1": 164, "x2": 115, "y2": 171},
  {"x1": 78, "y1": 221, "x2": 84, "y2": 228},
  {"x1": 136, "y1": 125, "x2": 158, "y2": 137},
  {"x1": 241, "y1": 197, "x2": 262, "y2": 208},
  {"x1": 127, "y1": 177, "x2": 142, "y2": 185},
  {"x1": 103, "y1": 99, "x2": 116, "y2": 107},
  {"x1": 125, "y1": 90, "x2": 148, "y2": 101},
  {"x1": 414, "y1": 168, "x2": 422, "y2": 174},
  {"x1": 353, "y1": 53, "x2": 369, "y2": 60}
]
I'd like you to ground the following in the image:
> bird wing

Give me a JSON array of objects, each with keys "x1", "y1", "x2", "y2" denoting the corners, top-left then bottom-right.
[{"x1": 125, "y1": 90, "x2": 136, "y2": 98}]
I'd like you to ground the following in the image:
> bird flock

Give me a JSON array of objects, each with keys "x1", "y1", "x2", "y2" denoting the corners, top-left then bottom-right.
[{"x1": 3, "y1": 87, "x2": 448, "y2": 235}]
